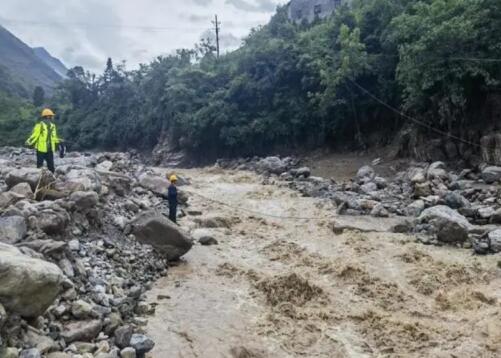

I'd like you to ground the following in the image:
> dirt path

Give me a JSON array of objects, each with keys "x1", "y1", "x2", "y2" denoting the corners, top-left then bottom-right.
[{"x1": 145, "y1": 168, "x2": 501, "y2": 358}]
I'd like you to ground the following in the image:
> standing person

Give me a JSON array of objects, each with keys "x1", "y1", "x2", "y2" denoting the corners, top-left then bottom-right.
[
  {"x1": 25, "y1": 108, "x2": 61, "y2": 173},
  {"x1": 167, "y1": 174, "x2": 178, "y2": 223}
]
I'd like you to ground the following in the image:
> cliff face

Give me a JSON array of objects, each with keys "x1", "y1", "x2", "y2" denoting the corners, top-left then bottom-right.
[{"x1": 288, "y1": 0, "x2": 344, "y2": 24}]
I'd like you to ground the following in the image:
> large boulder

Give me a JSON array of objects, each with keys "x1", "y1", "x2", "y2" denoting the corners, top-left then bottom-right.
[
  {"x1": 5, "y1": 168, "x2": 41, "y2": 190},
  {"x1": 0, "y1": 242, "x2": 64, "y2": 317},
  {"x1": 481, "y1": 166, "x2": 501, "y2": 184},
  {"x1": 34, "y1": 202, "x2": 70, "y2": 235},
  {"x1": 257, "y1": 157, "x2": 287, "y2": 175},
  {"x1": 418, "y1": 205, "x2": 472, "y2": 243},
  {"x1": 130, "y1": 211, "x2": 192, "y2": 260},
  {"x1": 138, "y1": 174, "x2": 169, "y2": 195},
  {"x1": 9, "y1": 182, "x2": 34, "y2": 199},
  {"x1": 0, "y1": 216, "x2": 27, "y2": 244},
  {"x1": 64, "y1": 169, "x2": 102, "y2": 193}
]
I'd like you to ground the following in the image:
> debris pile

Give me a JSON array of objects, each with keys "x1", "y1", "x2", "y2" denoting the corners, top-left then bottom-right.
[{"x1": 0, "y1": 147, "x2": 193, "y2": 358}]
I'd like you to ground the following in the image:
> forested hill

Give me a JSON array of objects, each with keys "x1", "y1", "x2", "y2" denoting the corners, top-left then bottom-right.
[{"x1": 29, "y1": 1, "x2": 501, "y2": 161}]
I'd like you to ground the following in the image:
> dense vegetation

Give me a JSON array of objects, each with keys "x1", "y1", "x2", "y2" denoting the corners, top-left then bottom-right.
[
  {"x1": 0, "y1": 91, "x2": 36, "y2": 146},
  {"x1": 3, "y1": 0, "x2": 501, "y2": 160}
]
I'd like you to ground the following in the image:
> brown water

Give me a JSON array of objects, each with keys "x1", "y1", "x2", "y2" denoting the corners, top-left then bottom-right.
[{"x1": 145, "y1": 168, "x2": 501, "y2": 358}]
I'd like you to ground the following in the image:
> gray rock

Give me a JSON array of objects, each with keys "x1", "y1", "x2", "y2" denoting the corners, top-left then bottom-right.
[
  {"x1": 405, "y1": 200, "x2": 425, "y2": 217},
  {"x1": 61, "y1": 320, "x2": 103, "y2": 343},
  {"x1": 427, "y1": 161, "x2": 448, "y2": 180},
  {"x1": 96, "y1": 160, "x2": 113, "y2": 172},
  {"x1": 19, "y1": 349, "x2": 41, "y2": 358},
  {"x1": 477, "y1": 206, "x2": 495, "y2": 219},
  {"x1": 487, "y1": 229, "x2": 501, "y2": 253},
  {"x1": 64, "y1": 169, "x2": 102, "y2": 193},
  {"x1": 409, "y1": 168, "x2": 426, "y2": 183},
  {"x1": 257, "y1": 157, "x2": 287, "y2": 175},
  {"x1": 129, "y1": 334, "x2": 155, "y2": 354},
  {"x1": 5, "y1": 168, "x2": 41, "y2": 190},
  {"x1": 24, "y1": 330, "x2": 58, "y2": 354},
  {"x1": 360, "y1": 182, "x2": 378, "y2": 194},
  {"x1": 120, "y1": 347, "x2": 136, "y2": 358},
  {"x1": 32, "y1": 202, "x2": 70, "y2": 235},
  {"x1": 0, "y1": 216, "x2": 27, "y2": 244},
  {"x1": 114, "y1": 325, "x2": 133, "y2": 349},
  {"x1": 356, "y1": 165, "x2": 375, "y2": 181},
  {"x1": 199, "y1": 236, "x2": 218, "y2": 245},
  {"x1": 68, "y1": 239, "x2": 80, "y2": 251},
  {"x1": 137, "y1": 174, "x2": 169, "y2": 195},
  {"x1": 473, "y1": 239, "x2": 490, "y2": 255},
  {"x1": 0, "y1": 191, "x2": 24, "y2": 209},
  {"x1": 194, "y1": 215, "x2": 237, "y2": 228},
  {"x1": 73, "y1": 341, "x2": 96, "y2": 354},
  {"x1": 489, "y1": 208, "x2": 501, "y2": 224},
  {"x1": 418, "y1": 205, "x2": 472, "y2": 243},
  {"x1": 9, "y1": 182, "x2": 33, "y2": 199},
  {"x1": 331, "y1": 215, "x2": 411, "y2": 234},
  {"x1": 374, "y1": 176, "x2": 387, "y2": 189},
  {"x1": 444, "y1": 192, "x2": 470, "y2": 209},
  {"x1": 370, "y1": 204, "x2": 389, "y2": 218},
  {"x1": 295, "y1": 167, "x2": 311, "y2": 178},
  {"x1": 0, "y1": 242, "x2": 64, "y2": 317},
  {"x1": 70, "y1": 191, "x2": 99, "y2": 210},
  {"x1": 131, "y1": 211, "x2": 193, "y2": 261},
  {"x1": 481, "y1": 166, "x2": 501, "y2": 184},
  {"x1": 71, "y1": 300, "x2": 94, "y2": 319},
  {"x1": 58, "y1": 258, "x2": 75, "y2": 278}
]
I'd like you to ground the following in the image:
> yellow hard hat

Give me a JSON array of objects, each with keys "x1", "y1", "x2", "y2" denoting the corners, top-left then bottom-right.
[
  {"x1": 169, "y1": 175, "x2": 178, "y2": 182},
  {"x1": 41, "y1": 108, "x2": 55, "y2": 117}
]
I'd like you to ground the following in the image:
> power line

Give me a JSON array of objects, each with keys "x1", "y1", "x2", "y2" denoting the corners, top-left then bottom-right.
[{"x1": 345, "y1": 77, "x2": 483, "y2": 149}]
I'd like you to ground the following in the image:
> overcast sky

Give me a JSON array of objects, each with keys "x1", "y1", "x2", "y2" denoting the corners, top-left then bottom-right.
[{"x1": 0, "y1": 0, "x2": 288, "y2": 73}]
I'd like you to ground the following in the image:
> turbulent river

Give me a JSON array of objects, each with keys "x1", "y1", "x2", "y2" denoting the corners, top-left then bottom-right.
[{"x1": 145, "y1": 167, "x2": 501, "y2": 358}]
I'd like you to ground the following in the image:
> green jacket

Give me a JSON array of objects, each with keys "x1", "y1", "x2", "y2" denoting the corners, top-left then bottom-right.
[{"x1": 26, "y1": 120, "x2": 60, "y2": 153}]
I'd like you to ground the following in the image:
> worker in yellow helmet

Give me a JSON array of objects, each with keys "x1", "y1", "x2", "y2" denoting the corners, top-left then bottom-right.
[
  {"x1": 167, "y1": 174, "x2": 178, "y2": 223},
  {"x1": 25, "y1": 108, "x2": 61, "y2": 173}
]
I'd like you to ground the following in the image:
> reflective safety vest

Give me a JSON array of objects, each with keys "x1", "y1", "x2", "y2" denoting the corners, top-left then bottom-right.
[{"x1": 26, "y1": 120, "x2": 60, "y2": 153}]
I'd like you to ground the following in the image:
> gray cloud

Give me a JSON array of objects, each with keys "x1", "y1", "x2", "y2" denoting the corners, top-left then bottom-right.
[
  {"x1": 225, "y1": 0, "x2": 277, "y2": 13},
  {"x1": 0, "y1": 0, "x2": 287, "y2": 72}
]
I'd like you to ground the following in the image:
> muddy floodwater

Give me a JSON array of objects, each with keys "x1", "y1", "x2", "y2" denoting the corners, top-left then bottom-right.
[{"x1": 145, "y1": 168, "x2": 501, "y2": 358}]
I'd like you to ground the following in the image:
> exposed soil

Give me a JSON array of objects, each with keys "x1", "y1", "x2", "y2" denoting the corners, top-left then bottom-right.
[{"x1": 145, "y1": 167, "x2": 501, "y2": 358}]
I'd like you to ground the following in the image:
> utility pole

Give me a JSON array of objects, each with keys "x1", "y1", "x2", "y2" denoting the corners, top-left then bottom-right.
[{"x1": 212, "y1": 14, "x2": 221, "y2": 58}]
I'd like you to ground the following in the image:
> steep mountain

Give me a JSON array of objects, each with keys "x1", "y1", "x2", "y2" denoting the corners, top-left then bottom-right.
[
  {"x1": 0, "y1": 24, "x2": 63, "y2": 97},
  {"x1": 33, "y1": 47, "x2": 68, "y2": 78}
]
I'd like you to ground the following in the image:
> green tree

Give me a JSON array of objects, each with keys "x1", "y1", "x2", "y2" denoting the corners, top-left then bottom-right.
[{"x1": 32, "y1": 86, "x2": 45, "y2": 106}]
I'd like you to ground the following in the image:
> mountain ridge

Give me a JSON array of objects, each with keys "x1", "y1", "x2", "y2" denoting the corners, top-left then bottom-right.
[{"x1": 0, "y1": 24, "x2": 65, "y2": 97}]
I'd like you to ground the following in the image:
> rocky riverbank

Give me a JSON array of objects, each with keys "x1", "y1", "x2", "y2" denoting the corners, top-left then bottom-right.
[
  {"x1": 218, "y1": 156, "x2": 501, "y2": 254},
  {"x1": 0, "y1": 148, "x2": 192, "y2": 358}
]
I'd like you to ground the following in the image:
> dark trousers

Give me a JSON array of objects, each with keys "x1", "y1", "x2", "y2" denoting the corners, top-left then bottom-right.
[
  {"x1": 169, "y1": 203, "x2": 177, "y2": 223},
  {"x1": 36, "y1": 151, "x2": 55, "y2": 173}
]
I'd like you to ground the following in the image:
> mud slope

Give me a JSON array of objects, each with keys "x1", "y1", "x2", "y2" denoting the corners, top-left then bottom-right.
[{"x1": 146, "y1": 168, "x2": 501, "y2": 358}]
